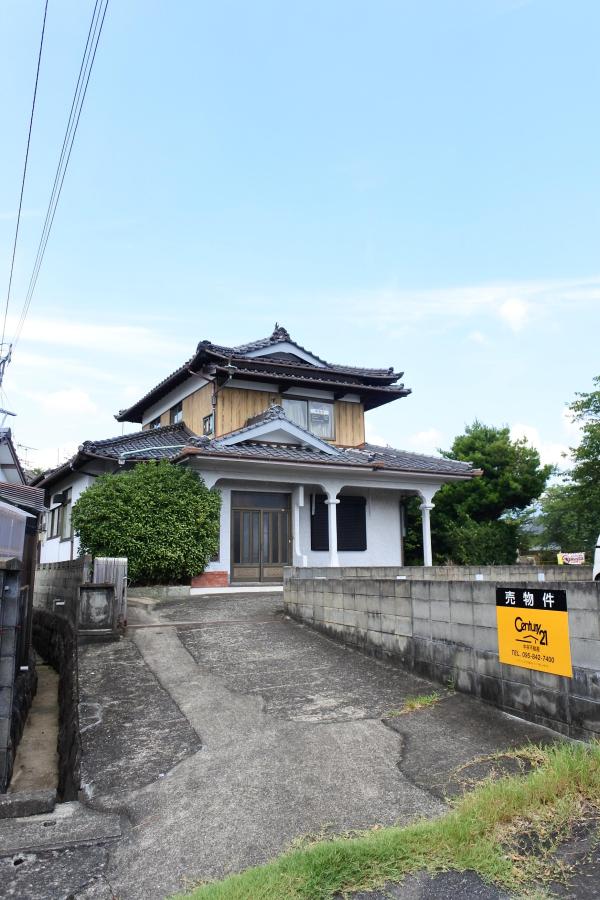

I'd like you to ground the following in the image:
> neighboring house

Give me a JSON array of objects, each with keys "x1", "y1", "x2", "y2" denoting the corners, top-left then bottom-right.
[
  {"x1": 33, "y1": 425, "x2": 192, "y2": 563},
  {"x1": 35, "y1": 325, "x2": 480, "y2": 584}
]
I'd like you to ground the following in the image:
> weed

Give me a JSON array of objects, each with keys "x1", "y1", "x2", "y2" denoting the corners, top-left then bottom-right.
[{"x1": 171, "y1": 741, "x2": 600, "y2": 900}]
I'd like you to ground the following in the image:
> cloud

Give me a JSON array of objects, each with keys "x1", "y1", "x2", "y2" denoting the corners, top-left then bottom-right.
[
  {"x1": 16, "y1": 387, "x2": 99, "y2": 417},
  {"x1": 405, "y1": 428, "x2": 444, "y2": 455},
  {"x1": 468, "y1": 330, "x2": 488, "y2": 344},
  {"x1": 5, "y1": 314, "x2": 188, "y2": 357},
  {"x1": 510, "y1": 422, "x2": 570, "y2": 467},
  {"x1": 27, "y1": 441, "x2": 81, "y2": 472},
  {"x1": 364, "y1": 421, "x2": 390, "y2": 446},
  {"x1": 498, "y1": 298, "x2": 528, "y2": 332},
  {"x1": 338, "y1": 275, "x2": 600, "y2": 336}
]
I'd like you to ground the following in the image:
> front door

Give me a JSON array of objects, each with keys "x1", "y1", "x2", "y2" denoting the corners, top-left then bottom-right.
[{"x1": 231, "y1": 491, "x2": 291, "y2": 583}]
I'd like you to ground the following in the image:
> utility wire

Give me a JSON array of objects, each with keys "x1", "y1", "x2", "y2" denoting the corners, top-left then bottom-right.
[
  {"x1": 1, "y1": 0, "x2": 50, "y2": 354},
  {"x1": 11, "y1": 0, "x2": 109, "y2": 355}
]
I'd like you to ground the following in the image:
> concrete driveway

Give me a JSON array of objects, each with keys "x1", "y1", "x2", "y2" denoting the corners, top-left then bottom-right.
[{"x1": 2, "y1": 591, "x2": 559, "y2": 899}]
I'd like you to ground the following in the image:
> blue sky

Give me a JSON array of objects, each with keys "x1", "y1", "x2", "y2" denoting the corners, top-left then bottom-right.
[{"x1": 1, "y1": 0, "x2": 598, "y2": 470}]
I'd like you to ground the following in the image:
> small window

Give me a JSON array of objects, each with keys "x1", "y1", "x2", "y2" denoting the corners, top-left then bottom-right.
[
  {"x1": 148, "y1": 417, "x2": 160, "y2": 429},
  {"x1": 60, "y1": 489, "x2": 73, "y2": 540},
  {"x1": 170, "y1": 401, "x2": 183, "y2": 425},
  {"x1": 47, "y1": 507, "x2": 61, "y2": 539},
  {"x1": 203, "y1": 413, "x2": 214, "y2": 436},
  {"x1": 282, "y1": 398, "x2": 334, "y2": 439}
]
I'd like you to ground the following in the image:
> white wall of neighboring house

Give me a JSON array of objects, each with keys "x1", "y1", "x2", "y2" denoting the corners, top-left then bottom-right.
[{"x1": 39, "y1": 471, "x2": 95, "y2": 563}]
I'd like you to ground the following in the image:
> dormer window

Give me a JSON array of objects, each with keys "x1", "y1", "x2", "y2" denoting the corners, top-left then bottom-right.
[
  {"x1": 282, "y1": 398, "x2": 334, "y2": 440},
  {"x1": 170, "y1": 401, "x2": 183, "y2": 425}
]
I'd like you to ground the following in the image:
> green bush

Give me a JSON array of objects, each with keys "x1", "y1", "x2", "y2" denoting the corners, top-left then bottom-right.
[{"x1": 72, "y1": 461, "x2": 221, "y2": 584}]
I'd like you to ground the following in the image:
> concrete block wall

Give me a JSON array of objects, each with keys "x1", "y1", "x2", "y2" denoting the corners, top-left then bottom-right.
[
  {"x1": 33, "y1": 557, "x2": 92, "y2": 622},
  {"x1": 284, "y1": 574, "x2": 600, "y2": 740},
  {"x1": 285, "y1": 564, "x2": 593, "y2": 582}
]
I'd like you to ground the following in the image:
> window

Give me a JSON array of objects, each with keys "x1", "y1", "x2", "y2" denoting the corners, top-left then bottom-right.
[
  {"x1": 61, "y1": 489, "x2": 72, "y2": 540},
  {"x1": 170, "y1": 401, "x2": 183, "y2": 424},
  {"x1": 203, "y1": 413, "x2": 214, "y2": 436},
  {"x1": 46, "y1": 488, "x2": 73, "y2": 541},
  {"x1": 148, "y1": 417, "x2": 160, "y2": 429},
  {"x1": 310, "y1": 494, "x2": 367, "y2": 551},
  {"x1": 47, "y1": 506, "x2": 61, "y2": 539},
  {"x1": 282, "y1": 398, "x2": 334, "y2": 439}
]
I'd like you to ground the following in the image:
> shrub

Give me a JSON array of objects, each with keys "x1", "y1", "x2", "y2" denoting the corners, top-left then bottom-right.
[{"x1": 72, "y1": 461, "x2": 221, "y2": 584}]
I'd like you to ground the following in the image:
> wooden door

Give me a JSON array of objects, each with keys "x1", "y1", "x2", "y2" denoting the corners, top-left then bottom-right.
[{"x1": 231, "y1": 492, "x2": 291, "y2": 583}]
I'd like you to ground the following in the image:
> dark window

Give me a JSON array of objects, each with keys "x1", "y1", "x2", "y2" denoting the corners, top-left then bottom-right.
[
  {"x1": 148, "y1": 417, "x2": 160, "y2": 429},
  {"x1": 310, "y1": 494, "x2": 367, "y2": 552},
  {"x1": 203, "y1": 413, "x2": 214, "y2": 436},
  {"x1": 170, "y1": 401, "x2": 183, "y2": 424},
  {"x1": 310, "y1": 495, "x2": 329, "y2": 550},
  {"x1": 337, "y1": 496, "x2": 367, "y2": 550}
]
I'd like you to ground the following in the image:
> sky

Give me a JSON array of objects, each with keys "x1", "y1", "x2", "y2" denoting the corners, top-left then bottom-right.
[{"x1": 0, "y1": 0, "x2": 598, "y2": 473}]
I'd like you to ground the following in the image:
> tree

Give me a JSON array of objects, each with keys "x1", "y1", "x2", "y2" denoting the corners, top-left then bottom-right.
[
  {"x1": 72, "y1": 462, "x2": 221, "y2": 584},
  {"x1": 538, "y1": 376, "x2": 600, "y2": 556},
  {"x1": 405, "y1": 422, "x2": 552, "y2": 565}
]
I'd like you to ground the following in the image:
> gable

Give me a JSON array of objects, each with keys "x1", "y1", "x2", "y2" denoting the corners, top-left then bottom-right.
[
  {"x1": 242, "y1": 341, "x2": 326, "y2": 368},
  {"x1": 219, "y1": 408, "x2": 339, "y2": 455}
]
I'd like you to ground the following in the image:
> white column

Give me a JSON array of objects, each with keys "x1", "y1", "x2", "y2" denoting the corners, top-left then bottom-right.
[
  {"x1": 420, "y1": 502, "x2": 434, "y2": 567},
  {"x1": 292, "y1": 485, "x2": 306, "y2": 566},
  {"x1": 325, "y1": 495, "x2": 340, "y2": 568}
]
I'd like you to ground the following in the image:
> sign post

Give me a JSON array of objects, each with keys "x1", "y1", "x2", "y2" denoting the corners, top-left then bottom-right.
[{"x1": 496, "y1": 587, "x2": 572, "y2": 678}]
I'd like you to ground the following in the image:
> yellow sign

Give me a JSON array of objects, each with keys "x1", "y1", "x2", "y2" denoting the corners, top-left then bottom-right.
[{"x1": 496, "y1": 587, "x2": 572, "y2": 678}]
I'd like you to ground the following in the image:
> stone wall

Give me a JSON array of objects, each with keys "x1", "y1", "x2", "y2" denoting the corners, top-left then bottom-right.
[
  {"x1": 32, "y1": 609, "x2": 80, "y2": 800},
  {"x1": 284, "y1": 573, "x2": 600, "y2": 740},
  {"x1": 33, "y1": 557, "x2": 92, "y2": 621}
]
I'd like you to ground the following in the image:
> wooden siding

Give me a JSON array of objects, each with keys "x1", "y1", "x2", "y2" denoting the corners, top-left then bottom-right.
[
  {"x1": 159, "y1": 411, "x2": 170, "y2": 427},
  {"x1": 182, "y1": 383, "x2": 213, "y2": 435},
  {"x1": 216, "y1": 387, "x2": 280, "y2": 437},
  {"x1": 334, "y1": 400, "x2": 364, "y2": 447}
]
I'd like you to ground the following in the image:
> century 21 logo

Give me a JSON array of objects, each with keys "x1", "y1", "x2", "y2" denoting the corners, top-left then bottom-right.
[{"x1": 514, "y1": 617, "x2": 549, "y2": 646}]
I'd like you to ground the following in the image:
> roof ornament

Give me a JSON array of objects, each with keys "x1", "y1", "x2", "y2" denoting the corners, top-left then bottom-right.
[{"x1": 271, "y1": 323, "x2": 290, "y2": 342}]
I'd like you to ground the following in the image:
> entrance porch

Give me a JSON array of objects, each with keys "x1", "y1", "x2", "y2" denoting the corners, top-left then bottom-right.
[{"x1": 188, "y1": 463, "x2": 442, "y2": 586}]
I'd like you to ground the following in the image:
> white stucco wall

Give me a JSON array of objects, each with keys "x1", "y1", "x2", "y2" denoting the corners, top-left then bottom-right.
[
  {"x1": 39, "y1": 471, "x2": 95, "y2": 563},
  {"x1": 203, "y1": 483, "x2": 403, "y2": 576},
  {"x1": 298, "y1": 488, "x2": 403, "y2": 567}
]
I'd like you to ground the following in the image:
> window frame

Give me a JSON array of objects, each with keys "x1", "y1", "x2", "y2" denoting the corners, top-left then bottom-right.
[
  {"x1": 282, "y1": 396, "x2": 335, "y2": 440},
  {"x1": 203, "y1": 413, "x2": 214, "y2": 436},
  {"x1": 148, "y1": 416, "x2": 161, "y2": 429},
  {"x1": 170, "y1": 401, "x2": 183, "y2": 425}
]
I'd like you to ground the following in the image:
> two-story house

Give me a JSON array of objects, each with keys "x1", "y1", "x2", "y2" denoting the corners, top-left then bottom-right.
[{"x1": 35, "y1": 326, "x2": 479, "y2": 584}]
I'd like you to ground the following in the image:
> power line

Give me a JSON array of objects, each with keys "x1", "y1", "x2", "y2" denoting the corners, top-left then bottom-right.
[
  {"x1": 0, "y1": 0, "x2": 50, "y2": 360},
  {"x1": 10, "y1": 0, "x2": 110, "y2": 358}
]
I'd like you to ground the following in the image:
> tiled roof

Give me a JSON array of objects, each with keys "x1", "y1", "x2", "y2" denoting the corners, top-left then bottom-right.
[
  {"x1": 116, "y1": 325, "x2": 407, "y2": 422},
  {"x1": 183, "y1": 433, "x2": 477, "y2": 478},
  {"x1": 81, "y1": 423, "x2": 193, "y2": 460},
  {"x1": 34, "y1": 425, "x2": 194, "y2": 490}
]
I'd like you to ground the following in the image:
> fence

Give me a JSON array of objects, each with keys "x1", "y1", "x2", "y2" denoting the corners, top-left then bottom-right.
[{"x1": 284, "y1": 567, "x2": 600, "y2": 740}]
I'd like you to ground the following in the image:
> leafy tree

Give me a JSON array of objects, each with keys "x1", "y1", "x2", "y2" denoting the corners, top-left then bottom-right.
[
  {"x1": 405, "y1": 422, "x2": 552, "y2": 565},
  {"x1": 538, "y1": 376, "x2": 600, "y2": 556},
  {"x1": 72, "y1": 461, "x2": 221, "y2": 584}
]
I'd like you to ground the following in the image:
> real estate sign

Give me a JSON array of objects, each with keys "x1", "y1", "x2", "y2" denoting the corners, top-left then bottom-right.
[{"x1": 496, "y1": 587, "x2": 572, "y2": 678}]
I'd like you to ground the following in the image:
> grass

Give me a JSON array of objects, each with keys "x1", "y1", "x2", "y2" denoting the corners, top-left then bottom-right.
[
  {"x1": 171, "y1": 742, "x2": 600, "y2": 900},
  {"x1": 385, "y1": 691, "x2": 443, "y2": 717}
]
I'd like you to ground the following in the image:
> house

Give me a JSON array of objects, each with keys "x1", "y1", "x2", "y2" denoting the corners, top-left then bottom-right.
[
  {"x1": 35, "y1": 326, "x2": 479, "y2": 585},
  {"x1": 0, "y1": 429, "x2": 44, "y2": 791}
]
